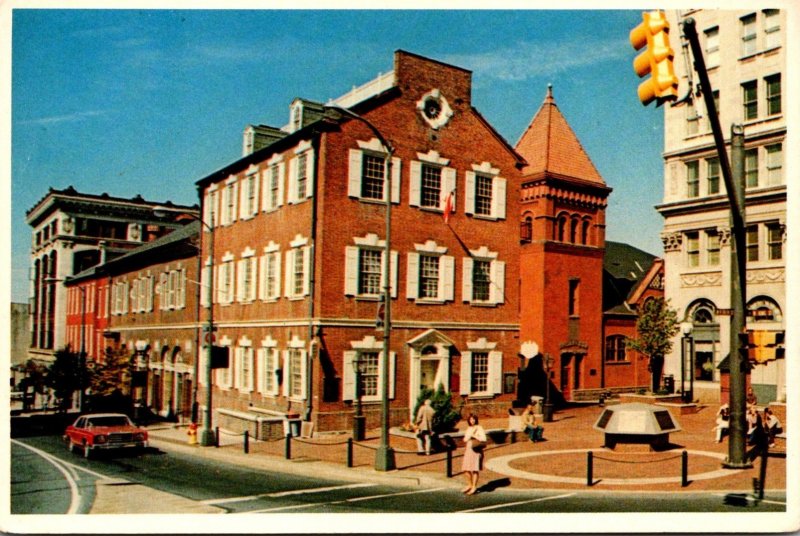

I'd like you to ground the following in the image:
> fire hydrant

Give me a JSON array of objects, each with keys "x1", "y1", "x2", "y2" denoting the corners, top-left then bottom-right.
[{"x1": 187, "y1": 423, "x2": 198, "y2": 445}]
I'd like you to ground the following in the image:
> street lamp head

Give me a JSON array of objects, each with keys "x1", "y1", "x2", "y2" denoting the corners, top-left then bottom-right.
[
  {"x1": 680, "y1": 321, "x2": 694, "y2": 336},
  {"x1": 134, "y1": 339, "x2": 148, "y2": 353}
]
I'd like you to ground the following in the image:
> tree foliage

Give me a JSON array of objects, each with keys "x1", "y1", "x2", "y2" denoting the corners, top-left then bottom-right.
[
  {"x1": 45, "y1": 348, "x2": 81, "y2": 411},
  {"x1": 412, "y1": 384, "x2": 461, "y2": 433},
  {"x1": 91, "y1": 347, "x2": 132, "y2": 398},
  {"x1": 627, "y1": 297, "x2": 680, "y2": 392}
]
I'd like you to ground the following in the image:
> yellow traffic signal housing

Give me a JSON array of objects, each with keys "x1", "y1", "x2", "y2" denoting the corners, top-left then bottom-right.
[{"x1": 630, "y1": 11, "x2": 679, "y2": 106}]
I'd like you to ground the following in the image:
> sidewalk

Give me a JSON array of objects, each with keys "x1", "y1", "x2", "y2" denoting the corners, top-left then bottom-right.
[{"x1": 144, "y1": 403, "x2": 785, "y2": 495}]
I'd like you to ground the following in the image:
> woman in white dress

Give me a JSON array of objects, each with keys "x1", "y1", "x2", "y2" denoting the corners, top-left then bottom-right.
[{"x1": 461, "y1": 414, "x2": 487, "y2": 495}]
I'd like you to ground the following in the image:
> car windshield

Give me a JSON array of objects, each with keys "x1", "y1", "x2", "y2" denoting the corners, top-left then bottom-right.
[{"x1": 87, "y1": 416, "x2": 132, "y2": 427}]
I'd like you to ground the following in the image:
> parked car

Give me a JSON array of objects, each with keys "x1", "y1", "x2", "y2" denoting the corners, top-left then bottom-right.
[{"x1": 64, "y1": 413, "x2": 148, "y2": 458}]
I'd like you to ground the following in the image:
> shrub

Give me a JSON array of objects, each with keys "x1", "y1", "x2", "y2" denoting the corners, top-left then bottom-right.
[{"x1": 411, "y1": 385, "x2": 460, "y2": 433}]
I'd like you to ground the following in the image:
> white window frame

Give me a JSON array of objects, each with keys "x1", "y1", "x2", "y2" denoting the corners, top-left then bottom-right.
[
  {"x1": 216, "y1": 337, "x2": 233, "y2": 390},
  {"x1": 406, "y1": 240, "x2": 454, "y2": 303},
  {"x1": 344, "y1": 234, "x2": 398, "y2": 299},
  {"x1": 262, "y1": 154, "x2": 285, "y2": 212},
  {"x1": 409, "y1": 150, "x2": 455, "y2": 212},
  {"x1": 465, "y1": 162, "x2": 506, "y2": 221},
  {"x1": 237, "y1": 248, "x2": 257, "y2": 303},
  {"x1": 741, "y1": 13, "x2": 757, "y2": 57},
  {"x1": 222, "y1": 176, "x2": 238, "y2": 226},
  {"x1": 283, "y1": 335, "x2": 307, "y2": 400},
  {"x1": 259, "y1": 242, "x2": 282, "y2": 301},
  {"x1": 347, "y1": 138, "x2": 401, "y2": 203},
  {"x1": 218, "y1": 253, "x2": 235, "y2": 305},
  {"x1": 284, "y1": 235, "x2": 310, "y2": 299},
  {"x1": 287, "y1": 140, "x2": 314, "y2": 204},
  {"x1": 236, "y1": 338, "x2": 254, "y2": 393},
  {"x1": 342, "y1": 335, "x2": 396, "y2": 402},
  {"x1": 462, "y1": 246, "x2": 505, "y2": 305},
  {"x1": 241, "y1": 165, "x2": 260, "y2": 220},
  {"x1": 257, "y1": 336, "x2": 280, "y2": 396},
  {"x1": 765, "y1": 143, "x2": 783, "y2": 186},
  {"x1": 763, "y1": 9, "x2": 781, "y2": 50},
  {"x1": 459, "y1": 338, "x2": 502, "y2": 398},
  {"x1": 704, "y1": 26, "x2": 720, "y2": 68}
]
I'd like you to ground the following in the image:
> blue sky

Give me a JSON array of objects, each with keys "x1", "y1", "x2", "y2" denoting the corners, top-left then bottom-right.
[{"x1": 9, "y1": 8, "x2": 666, "y2": 303}]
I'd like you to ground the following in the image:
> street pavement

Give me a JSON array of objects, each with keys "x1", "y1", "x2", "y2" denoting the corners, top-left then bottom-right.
[{"x1": 92, "y1": 402, "x2": 788, "y2": 514}]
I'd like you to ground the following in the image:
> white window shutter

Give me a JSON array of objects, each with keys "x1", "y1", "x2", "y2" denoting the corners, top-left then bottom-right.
[
  {"x1": 258, "y1": 255, "x2": 267, "y2": 300},
  {"x1": 441, "y1": 168, "x2": 457, "y2": 211},
  {"x1": 282, "y1": 351, "x2": 290, "y2": 397},
  {"x1": 389, "y1": 352, "x2": 397, "y2": 399},
  {"x1": 462, "y1": 257, "x2": 473, "y2": 302},
  {"x1": 490, "y1": 260, "x2": 506, "y2": 304},
  {"x1": 460, "y1": 352, "x2": 472, "y2": 395},
  {"x1": 231, "y1": 183, "x2": 239, "y2": 223},
  {"x1": 239, "y1": 178, "x2": 247, "y2": 219},
  {"x1": 409, "y1": 161, "x2": 421, "y2": 207},
  {"x1": 489, "y1": 351, "x2": 503, "y2": 394},
  {"x1": 252, "y1": 175, "x2": 260, "y2": 216},
  {"x1": 440, "y1": 355, "x2": 450, "y2": 393},
  {"x1": 261, "y1": 170, "x2": 269, "y2": 212},
  {"x1": 348, "y1": 149, "x2": 362, "y2": 198},
  {"x1": 273, "y1": 252, "x2": 282, "y2": 299},
  {"x1": 344, "y1": 246, "x2": 359, "y2": 296},
  {"x1": 248, "y1": 258, "x2": 257, "y2": 301},
  {"x1": 256, "y1": 348, "x2": 265, "y2": 393},
  {"x1": 493, "y1": 177, "x2": 507, "y2": 220},
  {"x1": 390, "y1": 250, "x2": 398, "y2": 299},
  {"x1": 287, "y1": 158, "x2": 298, "y2": 204},
  {"x1": 305, "y1": 150, "x2": 315, "y2": 199},
  {"x1": 465, "y1": 171, "x2": 476, "y2": 215},
  {"x1": 441, "y1": 255, "x2": 455, "y2": 301},
  {"x1": 302, "y1": 246, "x2": 311, "y2": 296},
  {"x1": 390, "y1": 157, "x2": 402, "y2": 204},
  {"x1": 236, "y1": 260, "x2": 245, "y2": 302},
  {"x1": 277, "y1": 162, "x2": 286, "y2": 207},
  {"x1": 406, "y1": 252, "x2": 419, "y2": 299},
  {"x1": 299, "y1": 350, "x2": 308, "y2": 399},
  {"x1": 284, "y1": 250, "x2": 293, "y2": 297},
  {"x1": 342, "y1": 351, "x2": 355, "y2": 401}
]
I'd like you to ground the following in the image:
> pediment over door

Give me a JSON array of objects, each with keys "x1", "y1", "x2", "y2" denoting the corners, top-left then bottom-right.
[{"x1": 407, "y1": 329, "x2": 456, "y2": 353}]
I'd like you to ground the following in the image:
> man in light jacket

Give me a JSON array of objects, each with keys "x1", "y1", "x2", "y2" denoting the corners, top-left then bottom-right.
[{"x1": 415, "y1": 399, "x2": 436, "y2": 455}]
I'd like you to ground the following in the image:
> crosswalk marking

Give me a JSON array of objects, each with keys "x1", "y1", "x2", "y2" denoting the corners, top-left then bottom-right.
[
  {"x1": 201, "y1": 483, "x2": 377, "y2": 505},
  {"x1": 241, "y1": 487, "x2": 447, "y2": 513},
  {"x1": 457, "y1": 492, "x2": 577, "y2": 513}
]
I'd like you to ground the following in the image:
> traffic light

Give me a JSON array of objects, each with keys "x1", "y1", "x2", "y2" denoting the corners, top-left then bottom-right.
[
  {"x1": 630, "y1": 10, "x2": 679, "y2": 106},
  {"x1": 743, "y1": 330, "x2": 785, "y2": 363}
]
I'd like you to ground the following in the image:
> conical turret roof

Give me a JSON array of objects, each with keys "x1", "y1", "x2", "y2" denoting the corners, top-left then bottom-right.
[{"x1": 515, "y1": 85, "x2": 605, "y2": 184}]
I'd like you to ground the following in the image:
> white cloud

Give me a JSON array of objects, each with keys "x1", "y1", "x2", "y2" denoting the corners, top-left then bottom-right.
[
  {"x1": 441, "y1": 38, "x2": 629, "y2": 82},
  {"x1": 18, "y1": 110, "x2": 107, "y2": 126}
]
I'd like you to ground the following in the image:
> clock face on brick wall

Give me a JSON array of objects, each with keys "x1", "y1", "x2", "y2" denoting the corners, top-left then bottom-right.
[{"x1": 417, "y1": 89, "x2": 453, "y2": 130}]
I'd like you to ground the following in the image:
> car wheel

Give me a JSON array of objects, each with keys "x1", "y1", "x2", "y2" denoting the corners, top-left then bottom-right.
[
  {"x1": 67, "y1": 439, "x2": 78, "y2": 454},
  {"x1": 83, "y1": 441, "x2": 91, "y2": 459}
]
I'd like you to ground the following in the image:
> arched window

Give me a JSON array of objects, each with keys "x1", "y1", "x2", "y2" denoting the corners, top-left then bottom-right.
[
  {"x1": 570, "y1": 216, "x2": 579, "y2": 243},
  {"x1": 557, "y1": 214, "x2": 568, "y2": 242},
  {"x1": 685, "y1": 299, "x2": 717, "y2": 325},
  {"x1": 582, "y1": 218, "x2": 591, "y2": 245},
  {"x1": 520, "y1": 216, "x2": 532, "y2": 244},
  {"x1": 605, "y1": 335, "x2": 627, "y2": 362},
  {"x1": 747, "y1": 296, "x2": 782, "y2": 323}
]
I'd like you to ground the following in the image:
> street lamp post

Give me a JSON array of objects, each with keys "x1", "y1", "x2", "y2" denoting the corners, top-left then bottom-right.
[
  {"x1": 352, "y1": 355, "x2": 366, "y2": 441},
  {"x1": 680, "y1": 321, "x2": 694, "y2": 403},
  {"x1": 154, "y1": 205, "x2": 216, "y2": 447},
  {"x1": 133, "y1": 339, "x2": 148, "y2": 422},
  {"x1": 329, "y1": 104, "x2": 395, "y2": 471},
  {"x1": 543, "y1": 353, "x2": 554, "y2": 422}
]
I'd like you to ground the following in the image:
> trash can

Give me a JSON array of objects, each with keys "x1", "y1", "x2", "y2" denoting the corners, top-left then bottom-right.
[
  {"x1": 663, "y1": 375, "x2": 674, "y2": 394},
  {"x1": 284, "y1": 418, "x2": 301, "y2": 437}
]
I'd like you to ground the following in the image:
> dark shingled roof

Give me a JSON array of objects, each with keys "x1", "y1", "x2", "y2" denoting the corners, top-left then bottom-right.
[{"x1": 603, "y1": 241, "x2": 658, "y2": 314}]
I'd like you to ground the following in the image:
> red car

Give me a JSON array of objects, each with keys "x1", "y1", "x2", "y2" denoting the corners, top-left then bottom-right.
[{"x1": 64, "y1": 413, "x2": 148, "y2": 458}]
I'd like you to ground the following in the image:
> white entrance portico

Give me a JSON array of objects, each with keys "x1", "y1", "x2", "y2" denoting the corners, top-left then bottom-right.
[{"x1": 407, "y1": 329, "x2": 455, "y2": 418}]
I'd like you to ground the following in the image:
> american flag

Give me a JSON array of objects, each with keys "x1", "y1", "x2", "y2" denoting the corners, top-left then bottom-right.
[{"x1": 443, "y1": 190, "x2": 454, "y2": 224}]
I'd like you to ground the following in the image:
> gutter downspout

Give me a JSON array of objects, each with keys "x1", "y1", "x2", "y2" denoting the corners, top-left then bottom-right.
[{"x1": 304, "y1": 133, "x2": 321, "y2": 423}]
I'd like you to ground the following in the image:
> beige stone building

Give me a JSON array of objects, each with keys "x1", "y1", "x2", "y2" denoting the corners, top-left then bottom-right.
[{"x1": 659, "y1": 9, "x2": 786, "y2": 404}]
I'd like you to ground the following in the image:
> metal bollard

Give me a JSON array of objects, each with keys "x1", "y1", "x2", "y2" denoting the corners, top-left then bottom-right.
[
  {"x1": 215, "y1": 427, "x2": 220, "y2": 448},
  {"x1": 758, "y1": 445, "x2": 768, "y2": 500},
  {"x1": 446, "y1": 448, "x2": 453, "y2": 478},
  {"x1": 244, "y1": 430, "x2": 249, "y2": 454},
  {"x1": 346, "y1": 438, "x2": 353, "y2": 468},
  {"x1": 587, "y1": 451, "x2": 593, "y2": 486},
  {"x1": 681, "y1": 450, "x2": 688, "y2": 487},
  {"x1": 284, "y1": 433, "x2": 292, "y2": 460}
]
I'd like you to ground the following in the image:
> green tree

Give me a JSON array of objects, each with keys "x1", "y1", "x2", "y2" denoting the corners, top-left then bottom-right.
[
  {"x1": 412, "y1": 385, "x2": 460, "y2": 433},
  {"x1": 45, "y1": 348, "x2": 81, "y2": 411},
  {"x1": 89, "y1": 347, "x2": 133, "y2": 413},
  {"x1": 627, "y1": 297, "x2": 680, "y2": 393}
]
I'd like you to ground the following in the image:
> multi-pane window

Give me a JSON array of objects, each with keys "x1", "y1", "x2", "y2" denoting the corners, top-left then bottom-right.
[
  {"x1": 296, "y1": 153, "x2": 308, "y2": 200},
  {"x1": 246, "y1": 174, "x2": 257, "y2": 217},
  {"x1": 686, "y1": 103, "x2": 699, "y2": 136},
  {"x1": 219, "y1": 261, "x2": 234, "y2": 304},
  {"x1": 358, "y1": 249, "x2": 382, "y2": 296},
  {"x1": 260, "y1": 347, "x2": 279, "y2": 395},
  {"x1": 225, "y1": 183, "x2": 236, "y2": 224},
  {"x1": 766, "y1": 143, "x2": 783, "y2": 185},
  {"x1": 707, "y1": 158, "x2": 720, "y2": 195},
  {"x1": 768, "y1": 224, "x2": 783, "y2": 260},
  {"x1": 742, "y1": 81, "x2": 758, "y2": 120},
  {"x1": 686, "y1": 232, "x2": 700, "y2": 267},
  {"x1": 605, "y1": 335, "x2": 627, "y2": 362},
  {"x1": 361, "y1": 154, "x2": 385, "y2": 200},
  {"x1": 420, "y1": 164, "x2": 442, "y2": 208},
  {"x1": 269, "y1": 165, "x2": 280, "y2": 209},
  {"x1": 471, "y1": 260, "x2": 491, "y2": 302},
  {"x1": 686, "y1": 161, "x2": 699, "y2": 198},
  {"x1": 705, "y1": 91, "x2": 719, "y2": 132},
  {"x1": 746, "y1": 226, "x2": 759, "y2": 262},
  {"x1": 359, "y1": 352, "x2": 380, "y2": 398},
  {"x1": 239, "y1": 347, "x2": 254, "y2": 391},
  {"x1": 419, "y1": 255, "x2": 440, "y2": 299},
  {"x1": 239, "y1": 257, "x2": 256, "y2": 302},
  {"x1": 745, "y1": 149, "x2": 759, "y2": 187},
  {"x1": 766, "y1": 74, "x2": 781, "y2": 116},
  {"x1": 764, "y1": 9, "x2": 781, "y2": 49},
  {"x1": 704, "y1": 26, "x2": 719, "y2": 68},
  {"x1": 707, "y1": 230, "x2": 720, "y2": 266},
  {"x1": 470, "y1": 352, "x2": 489, "y2": 393},
  {"x1": 741, "y1": 14, "x2": 757, "y2": 56},
  {"x1": 262, "y1": 251, "x2": 280, "y2": 300},
  {"x1": 293, "y1": 249, "x2": 305, "y2": 296},
  {"x1": 474, "y1": 174, "x2": 493, "y2": 216},
  {"x1": 288, "y1": 349, "x2": 304, "y2": 398}
]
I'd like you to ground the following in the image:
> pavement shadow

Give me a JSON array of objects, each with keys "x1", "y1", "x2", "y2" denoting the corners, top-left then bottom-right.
[
  {"x1": 476, "y1": 477, "x2": 511, "y2": 493},
  {"x1": 723, "y1": 493, "x2": 757, "y2": 508}
]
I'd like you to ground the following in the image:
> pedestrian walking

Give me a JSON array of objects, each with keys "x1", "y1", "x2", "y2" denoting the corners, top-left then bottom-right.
[
  {"x1": 461, "y1": 414, "x2": 486, "y2": 495},
  {"x1": 414, "y1": 399, "x2": 435, "y2": 455}
]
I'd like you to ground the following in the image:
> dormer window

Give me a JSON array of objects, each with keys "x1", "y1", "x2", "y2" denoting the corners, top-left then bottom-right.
[{"x1": 291, "y1": 102, "x2": 303, "y2": 132}]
